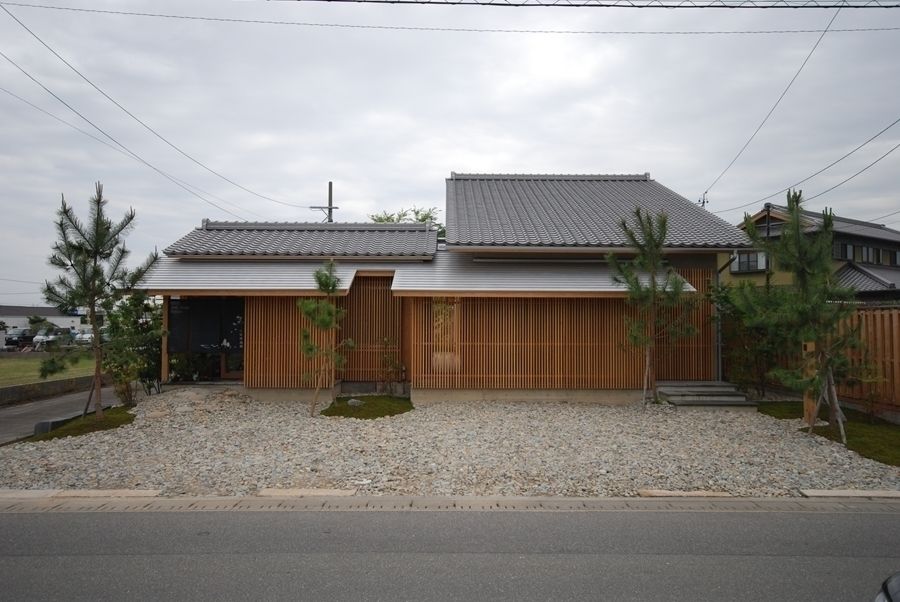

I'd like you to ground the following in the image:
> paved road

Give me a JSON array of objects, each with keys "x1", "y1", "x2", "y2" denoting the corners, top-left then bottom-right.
[
  {"x1": 0, "y1": 386, "x2": 114, "y2": 443},
  {"x1": 1, "y1": 508, "x2": 897, "y2": 601}
]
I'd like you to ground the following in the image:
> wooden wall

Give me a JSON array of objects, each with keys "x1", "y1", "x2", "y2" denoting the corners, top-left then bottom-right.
[
  {"x1": 656, "y1": 267, "x2": 716, "y2": 382},
  {"x1": 837, "y1": 306, "x2": 900, "y2": 409},
  {"x1": 245, "y1": 269, "x2": 717, "y2": 390},
  {"x1": 338, "y1": 276, "x2": 404, "y2": 382},
  {"x1": 244, "y1": 276, "x2": 405, "y2": 387},
  {"x1": 407, "y1": 268, "x2": 716, "y2": 389},
  {"x1": 244, "y1": 296, "x2": 332, "y2": 388}
]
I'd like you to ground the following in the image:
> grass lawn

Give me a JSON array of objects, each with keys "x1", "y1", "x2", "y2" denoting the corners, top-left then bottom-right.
[
  {"x1": 758, "y1": 401, "x2": 900, "y2": 467},
  {"x1": 22, "y1": 406, "x2": 135, "y2": 443},
  {"x1": 322, "y1": 395, "x2": 413, "y2": 419},
  {"x1": 0, "y1": 354, "x2": 93, "y2": 387}
]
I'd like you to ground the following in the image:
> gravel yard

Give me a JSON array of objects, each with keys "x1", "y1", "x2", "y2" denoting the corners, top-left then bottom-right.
[{"x1": 1, "y1": 386, "x2": 897, "y2": 497}]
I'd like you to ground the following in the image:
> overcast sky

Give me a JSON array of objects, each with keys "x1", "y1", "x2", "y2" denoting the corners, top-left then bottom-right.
[{"x1": 1, "y1": 0, "x2": 898, "y2": 306}]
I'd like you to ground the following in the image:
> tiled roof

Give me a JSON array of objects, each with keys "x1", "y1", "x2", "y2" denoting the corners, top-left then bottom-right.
[
  {"x1": 0, "y1": 305, "x2": 66, "y2": 317},
  {"x1": 140, "y1": 252, "x2": 693, "y2": 296},
  {"x1": 391, "y1": 250, "x2": 694, "y2": 295},
  {"x1": 164, "y1": 221, "x2": 438, "y2": 258},
  {"x1": 835, "y1": 262, "x2": 900, "y2": 293},
  {"x1": 445, "y1": 173, "x2": 750, "y2": 249},
  {"x1": 760, "y1": 204, "x2": 900, "y2": 244}
]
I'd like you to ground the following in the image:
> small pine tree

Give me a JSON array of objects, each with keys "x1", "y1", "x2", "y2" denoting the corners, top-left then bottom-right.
[
  {"x1": 608, "y1": 209, "x2": 697, "y2": 404},
  {"x1": 297, "y1": 261, "x2": 354, "y2": 417},
  {"x1": 42, "y1": 183, "x2": 157, "y2": 419},
  {"x1": 744, "y1": 190, "x2": 857, "y2": 443}
]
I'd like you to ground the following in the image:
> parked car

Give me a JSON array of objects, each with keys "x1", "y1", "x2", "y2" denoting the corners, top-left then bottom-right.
[
  {"x1": 32, "y1": 328, "x2": 74, "y2": 348},
  {"x1": 4, "y1": 328, "x2": 34, "y2": 349}
]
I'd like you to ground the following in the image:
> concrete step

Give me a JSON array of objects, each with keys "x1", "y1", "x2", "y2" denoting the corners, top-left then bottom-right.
[{"x1": 666, "y1": 398, "x2": 758, "y2": 407}]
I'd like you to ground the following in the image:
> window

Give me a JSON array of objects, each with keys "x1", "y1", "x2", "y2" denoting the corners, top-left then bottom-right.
[{"x1": 731, "y1": 251, "x2": 767, "y2": 273}]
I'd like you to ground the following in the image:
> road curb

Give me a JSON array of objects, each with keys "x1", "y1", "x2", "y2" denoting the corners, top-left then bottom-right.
[{"x1": 0, "y1": 492, "x2": 899, "y2": 514}]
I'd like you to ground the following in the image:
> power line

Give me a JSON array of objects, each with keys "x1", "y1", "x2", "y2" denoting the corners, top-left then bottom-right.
[
  {"x1": 699, "y1": 6, "x2": 842, "y2": 205},
  {"x1": 712, "y1": 114, "x2": 900, "y2": 214},
  {"x1": 0, "y1": 277, "x2": 42, "y2": 284},
  {"x1": 1, "y1": 5, "x2": 305, "y2": 210},
  {"x1": 2, "y1": 2, "x2": 899, "y2": 35},
  {"x1": 274, "y1": 0, "x2": 900, "y2": 6},
  {"x1": 0, "y1": 85, "x2": 266, "y2": 219},
  {"x1": 0, "y1": 47, "x2": 249, "y2": 220},
  {"x1": 805, "y1": 140, "x2": 900, "y2": 201}
]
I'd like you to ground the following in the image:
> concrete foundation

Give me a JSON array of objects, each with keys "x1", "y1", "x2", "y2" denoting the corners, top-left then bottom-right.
[
  {"x1": 242, "y1": 388, "x2": 318, "y2": 403},
  {"x1": 411, "y1": 389, "x2": 641, "y2": 406}
]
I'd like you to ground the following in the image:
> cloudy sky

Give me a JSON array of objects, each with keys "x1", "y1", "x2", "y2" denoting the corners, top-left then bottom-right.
[{"x1": 1, "y1": 0, "x2": 898, "y2": 306}]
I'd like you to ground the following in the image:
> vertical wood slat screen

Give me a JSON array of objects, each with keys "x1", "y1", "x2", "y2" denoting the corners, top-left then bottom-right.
[
  {"x1": 408, "y1": 268, "x2": 717, "y2": 390},
  {"x1": 655, "y1": 268, "x2": 716, "y2": 381},
  {"x1": 244, "y1": 297, "x2": 332, "y2": 388},
  {"x1": 837, "y1": 307, "x2": 900, "y2": 408},
  {"x1": 409, "y1": 297, "x2": 645, "y2": 389},
  {"x1": 338, "y1": 276, "x2": 403, "y2": 382}
]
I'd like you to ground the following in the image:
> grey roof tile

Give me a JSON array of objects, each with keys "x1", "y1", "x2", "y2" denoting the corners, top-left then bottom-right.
[
  {"x1": 762, "y1": 204, "x2": 900, "y2": 244},
  {"x1": 835, "y1": 262, "x2": 900, "y2": 292},
  {"x1": 164, "y1": 221, "x2": 438, "y2": 258},
  {"x1": 446, "y1": 173, "x2": 750, "y2": 249}
]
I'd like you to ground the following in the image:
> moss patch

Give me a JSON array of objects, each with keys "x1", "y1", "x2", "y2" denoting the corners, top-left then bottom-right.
[
  {"x1": 759, "y1": 401, "x2": 900, "y2": 466},
  {"x1": 24, "y1": 406, "x2": 135, "y2": 443},
  {"x1": 322, "y1": 395, "x2": 413, "y2": 419}
]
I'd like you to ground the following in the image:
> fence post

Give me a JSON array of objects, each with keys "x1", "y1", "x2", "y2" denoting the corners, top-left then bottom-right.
[{"x1": 803, "y1": 341, "x2": 817, "y2": 427}]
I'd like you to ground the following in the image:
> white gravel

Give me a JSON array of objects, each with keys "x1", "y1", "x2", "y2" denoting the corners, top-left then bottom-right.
[{"x1": 0, "y1": 386, "x2": 897, "y2": 497}]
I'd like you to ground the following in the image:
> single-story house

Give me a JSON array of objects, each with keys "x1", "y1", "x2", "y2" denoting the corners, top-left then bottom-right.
[
  {"x1": 140, "y1": 173, "x2": 750, "y2": 403},
  {"x1": 0, "y1": 305, "x2": 82, "y2": 331}
]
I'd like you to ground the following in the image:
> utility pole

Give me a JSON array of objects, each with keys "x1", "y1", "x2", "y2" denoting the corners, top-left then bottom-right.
[{"x1": 309, "y1": 181, "x2": 339, "y2": 223}]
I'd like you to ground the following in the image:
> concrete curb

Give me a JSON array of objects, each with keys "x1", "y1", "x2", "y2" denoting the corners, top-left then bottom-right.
[
  {"x1": 258, "y1": 488, "x2": 357, "y2": 497},
  {"x1": 800, "y1": 489, "x2": 900, "y2": 498},
  {"x1": 0, "y1": 490, "x2": 898, "y2": 514},
  {"x1": 638, "y1": 489, "x2": 733, "y2": 497}
]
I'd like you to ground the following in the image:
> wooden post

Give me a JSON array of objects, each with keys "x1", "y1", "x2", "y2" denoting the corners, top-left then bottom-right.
[
  {"x1": 161, "y1": 296, "x2": 169, "y2": 382},
  {"x1": 802, "y1": 341, "x2": 816, "y2": 427}
]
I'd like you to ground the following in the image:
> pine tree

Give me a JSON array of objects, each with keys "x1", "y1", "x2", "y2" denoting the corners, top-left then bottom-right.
[
  {"x1": 744, "y1": 190, "x2": 857, "y2": 443},
  {"x1": 297, "y1": 261, "x2": 354, "y2": 417},
  {"x1": 42, "y1": 183, "x2": 157, "y2": 419},
  {"x1": 608, "y1": 209, "x2": 697, "y2": 404}
]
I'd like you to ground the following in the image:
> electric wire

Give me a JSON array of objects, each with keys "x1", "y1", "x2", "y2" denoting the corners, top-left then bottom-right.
[
  {"x1": 1, "y1": 5, "x2": 304, "y2": 210},
  {"x1": 0, "y1": 86, "x2": 266, "y2": 219},
  {"x1": 711, "y1": 114, "x2": 900, "y2": 214},
  {"x1": 1, "y1": 1, "x2": 899, "y2": 35},
  {"x1": 0, "y1": 48, "x2": 249, "y2": 220},
  {"x1": 700, "y1": 6, "x2": 843, "y2": 202}
]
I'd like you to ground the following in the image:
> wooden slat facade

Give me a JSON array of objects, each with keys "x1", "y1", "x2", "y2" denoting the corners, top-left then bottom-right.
[
  {"x1": 656, "y1": 267, "x2": 716, "y2": 382},
  {"x1": 838, "y1": 306, "x2": 900, "y2": 409},
  {"x1": 244, "y1": 296, "x2": 332, "y2": 388},
  {"x1": 232, "y1": 267, "x2": 719, "y2": 390},
  {"x1": 408, "y1": 268, "x2": 716, "y2": 389},
  {"x1": 338, "y1": 276, "x2": 404, "y2": 382}
]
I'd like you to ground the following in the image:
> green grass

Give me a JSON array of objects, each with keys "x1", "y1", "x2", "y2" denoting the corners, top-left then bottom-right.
[
  {"x1": 23, "y1": 405, "x2": 135, "y2": 443},
  {"x1": 322, "y1": 395, "x2": 413, "y2": 419},
  {"x1": 758, "y1": 401, "x2": 900, "y2": 466},
  {"x1": 0, "y1": 354, "x2": 93, "y2": 387}
]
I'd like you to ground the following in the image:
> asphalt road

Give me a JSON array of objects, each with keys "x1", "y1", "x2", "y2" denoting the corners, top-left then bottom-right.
[
  {"x1": 0, "y1": 386, "x2": 114, "y2": 444},
  {"x1": 1, "y1": 509, "x2": 897, "y2": 601}
]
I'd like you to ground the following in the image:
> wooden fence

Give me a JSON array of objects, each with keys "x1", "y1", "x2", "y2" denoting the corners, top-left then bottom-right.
[{"x1": 838, "y1": 306, "x2": 900, "y2": 408}]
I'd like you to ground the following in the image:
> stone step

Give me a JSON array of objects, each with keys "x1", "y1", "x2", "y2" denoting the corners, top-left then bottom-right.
[
  {"x1": 659, "y1": 393, "x2": 748, "y2": 402},
  {"x1": 667, "y1": 398, "x2": 758, "y2": 407},
  {"x1": 658, "y1": 386, "x2": 741, "y2": 396}
]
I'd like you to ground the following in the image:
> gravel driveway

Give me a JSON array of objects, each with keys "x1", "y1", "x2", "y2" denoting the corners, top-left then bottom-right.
[{"x1": 1, "y1": 386, "x2": 897, "y2": 497}]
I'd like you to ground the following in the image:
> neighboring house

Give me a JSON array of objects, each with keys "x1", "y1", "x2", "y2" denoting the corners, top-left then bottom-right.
[
  {"x1": 140, "y1": 173, "x2": 749, "y2": 402},
  {"x1": 0, "y1": 305, "x2": 81, "y2": 331},
  {"x1": 722, "y1": 203, "x2": 900, "y2": 299}
]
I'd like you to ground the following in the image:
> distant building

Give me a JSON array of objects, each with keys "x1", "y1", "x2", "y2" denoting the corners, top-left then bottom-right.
[
  {"x1": 0, "y1": 305, "x2": 82, "y2": 330},
  {"x1": 721, "y1": 203, "x2": 900, "y2": 300}
]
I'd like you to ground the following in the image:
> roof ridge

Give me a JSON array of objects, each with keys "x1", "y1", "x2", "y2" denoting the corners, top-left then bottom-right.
[
  {"x1": 766, "y1": 204, "x2": 900, "y2": 232},
  {"x1": 200, "y1": 221, "x2": 431, "y2": 232},
  {"x1": 449, "y1": 173, "x2": 651, "y2": 181}
]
